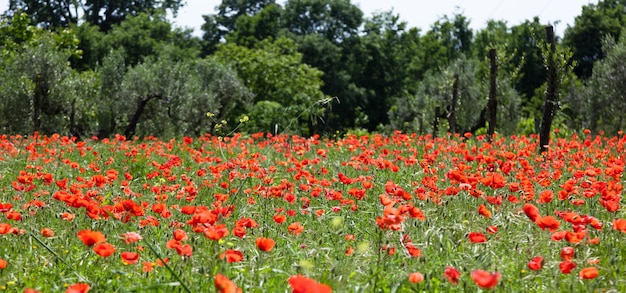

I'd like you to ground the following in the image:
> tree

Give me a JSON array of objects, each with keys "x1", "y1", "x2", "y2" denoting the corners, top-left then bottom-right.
[
  {"x1": 6, "y1": 0, "x2": 184, "y2": 31},
  {"x1": 419, "y1": 13, "x2": 473, "y2": 71},
  {"x1": 213, "y1": 37, "x2": 329, "y2": 135},
  {"x1": 280, "y1": 0, "x2": 365, "y2": 132},
  {"x1": 579, "y1": 34, "x2": 626, "y2": 134},
  {"x1": 201, "y1": 0, "x2": 276, "y2": 54},
  {"x1": 563, "y1": 0, "x2": 626, "y2": 79}
]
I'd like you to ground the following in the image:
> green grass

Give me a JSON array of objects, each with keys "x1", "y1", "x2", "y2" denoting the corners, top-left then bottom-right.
[{"x1": 0, "y1": 132, "x2": 624, "y2": 292}]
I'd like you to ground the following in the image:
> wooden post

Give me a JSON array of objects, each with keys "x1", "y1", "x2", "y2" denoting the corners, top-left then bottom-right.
[
  {"x1": 448, "y1": 74, "x2": 459, "y2": 134},
  {"x1": 487, "y1": 48, "x2": 497, "y2": 142},
  {"x1": 433, "y1": 106, "x2": 440, "y2": 138},
  {"x1": 539, "y1": 25, "x2": 557, "y2": 154}
]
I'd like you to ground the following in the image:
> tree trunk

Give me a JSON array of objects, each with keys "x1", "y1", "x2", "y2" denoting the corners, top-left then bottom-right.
[
  {"x1": 433, "y1": 106, "x2": 440, "y2": 138},
  {"x1": 448, "y1": 74, "x2": 459, "y2": 134},
  {"x1": 539, "y1": 26, "x2": 557, "y2": 154},
  {"x1": 487, "y1": 48, "x2": 498, "y2": 141},
  {"x1": 125, "y1": 94, "x2": 160, "y2": 138}
]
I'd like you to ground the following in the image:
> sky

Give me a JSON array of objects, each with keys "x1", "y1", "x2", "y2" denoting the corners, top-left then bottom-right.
[{"x1": 1, "y1": 0, "x2": 598, "y2": 37}]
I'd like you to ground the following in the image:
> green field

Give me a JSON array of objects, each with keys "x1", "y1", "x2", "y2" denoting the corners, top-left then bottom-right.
[{"x1": 0, "y1": 131, "x2": 624, "y2": 292}]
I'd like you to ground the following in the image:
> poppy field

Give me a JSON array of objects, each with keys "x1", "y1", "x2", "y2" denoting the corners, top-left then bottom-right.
[{"x1": 0, "y1": 131, "x2": 624, "y2": 292}]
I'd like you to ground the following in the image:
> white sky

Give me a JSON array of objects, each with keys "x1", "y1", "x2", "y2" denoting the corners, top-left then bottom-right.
[{"x1": 1, "y1": 0, "x2": 598, "y2": 37}]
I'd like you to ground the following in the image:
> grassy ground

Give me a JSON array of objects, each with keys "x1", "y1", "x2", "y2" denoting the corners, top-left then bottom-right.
[{"x1": 0, "y1": 131, "x2": 624, "y2": 292}]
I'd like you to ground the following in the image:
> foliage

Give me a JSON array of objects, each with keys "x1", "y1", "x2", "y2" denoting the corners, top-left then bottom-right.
[
  {"x1": 213, "y1": 37, "x2": 329, "y2": 135},
  {"x1": 579, "y1": 34, "x2": 626, "y2": 134},
  {"x1": 563, "y1": 0, "x2": 626, "y2": 79}
]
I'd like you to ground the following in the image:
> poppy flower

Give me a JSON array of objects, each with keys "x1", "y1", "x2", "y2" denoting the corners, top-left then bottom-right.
[
  {"x1": 408, "y1": 272, "x2": 424, "y2": 283},
  {"x1": 205, "y1": 224, "x2": 229, "y2": 240},
  {"x1": 0, "y1": 258, "x2": 7, "y2": 269},
  {"x1": 120, "y1": 232, "x2": 143, "y2": 244},
  {"x1": 559, "y1": 261, "x2": 577, "y2": 274},
  {"x1": 65, "y1": 283, "x2": 90, "y2": 293},
  {"x1": 579, "y1": 267, "x2": 599, "y2": 279},
  {"x1": 613, "y1": 219, "x2": 626, "y2": 233},
  {"x1": 220, "y1": 250, "x2": 243, "y2": 263},
  {"x1": 142, "y1": 262, "x2": 155, "y2": 273},
  {"x1": 173, "y1": 229, "x2": 188, "y2": 241},
  {"x1": 444, "y1": 266, "x2": 461, "y2": 285},
  {"x1": 288, "y1": 222, "x2": 304, "y2": 235},
  {"x1": 527, "y1": 256, "x2": 543, "y2": 271},
  {"x1": 471, "y1": 269, "x2": 501, "y2": 289},
  {"x1": 523, "y1": 204, "x2": 540, "y2": 222},
  {"x1": 288, "y1": 275, "x2": 332, "y2": 293},
  {"x1": 468, "y1": 232, "x2": 487, "y2": 243},
  {"x1": 536, "y1": 216, "x2": 560, "y2": 232},
  {"x1": 273, "y1": 214, "x2": 287, "y2": 224},
  {"x1": 560, "y1": 247, "x2": 575, "y2": 261},
  {"x1": 0, "y1": 223, "x2": 12, "y2": 234},
  {"x1": 24, "y1": 288, "x2": 40, "y2": 293},
  {"x1": 121, "y1": 251, "x2": 140, "y2": 264},
  {"x1": 41, "y1": 228, "x2": 54, "y2": 238},
  {"x1": 214, "y1": 274, "x2": 242, "y2": 293},
  {"x1": 478, "y1": 204, "x2": 491, "y2": 218},
  {"x1": 255, "y1": 237, "x2": 276, "y2": 252},
  {"x1": 93, "y1": 243, "x2": 116, "y2": 257},
  {"x1": 77, "y1": 230, "x2": 106, "y2": 247}
]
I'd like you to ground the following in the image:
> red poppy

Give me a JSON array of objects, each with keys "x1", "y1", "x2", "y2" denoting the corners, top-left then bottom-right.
[
  {"x1": 93, "y1": 243, "x2": 116, "y2": 257},
  {"x1": 560, "y1": 247, "x2": 575, "y2": 261},
  {"x1": 220, "y1": 250, "x2": 243, "y2": 263},
  {"x1": 120, "y1": 232, "x2": 143, "y2": 244},
  {"x1": 536, "y1": 216, "x2": 560, "y2": 232},
  {"x1": 41, "y1": 228, "x2": 55, "y2": 238},
  {"x1": 408, "y1": 272, "x2": 424, "y2": 283},
  {"x1": 214, "y1": 274, "x2": 242, "y2": 293},
  {"x1": 559, "y1": 261, "x2": 577, "y2": 274},
  {"x1": 468, "y1": 232, "x2": 487, "y2": 243},
  {"x1": 527, "y1": 256, "x2": 543, "y2": 271},
  {"x1": 273, "y1": 214, "x2": 287, "y2": 224},
  {"x1": 173, "y1": 229, "x2": 188, "y2": 241},
  {"x1": 65, "y1": 283, "x2": 90, "y2": 293},
  {"x1": 579, "y1": 267, "x2": 599, "y2": 280},
  {"x1": 478, "y1": 204, "x2": 491, "y2": 218},
  {"x1": 288, "y1": 275, "x2": 332, "y2": 293},
  {"x1": 523, "y1": 203, "x2": 540, "y2": 222},
  {"x1": 255, "y1": 237, "x2": 276, "y2": 252},
  {"x1": 288, "y1": 222, "x2": 304, "y2": 235},
  {"x1": 24, "y1": 288, "x2": 40, "y2": 293},
  {"x1": 121, "y1": 251, "x2": 140, "y2": 264},
  {"x1": 613, "y1": 219, "x2": 626, "y2": 233},
  {"x1": 444, "y1": 266, "x2": 461, "y2": 285},
  {"x1": 0, "y1": 258, "x2": 7, "y2": 269},
  {"x1": 471, "y1": 269, "x2": 501, "y2": 289},
  {"x1": 77, "y1": 230, "x2": 106, "y2": 247},
  {"x1": 0, "y1": 223, "x2": 12, "y2": 235},
  {"x1": 205, "y1": 224, "x2": 229, "y2": 241}
]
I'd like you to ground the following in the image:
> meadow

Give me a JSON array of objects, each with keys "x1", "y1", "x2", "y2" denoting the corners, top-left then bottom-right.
[{"x1": 0, "y1": 130, "x2": 624, "y2": 292}]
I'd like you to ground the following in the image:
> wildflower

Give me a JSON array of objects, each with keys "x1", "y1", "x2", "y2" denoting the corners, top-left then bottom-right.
[
  {"x1": 41, "y1": 228, "x2": 54, "y2": 238},
  {"x1": 560, "y1": 247, "x2": 575, "y2": 261},
  {"x1": 65, "y1": 283, "x2": 90, "y2": 293},
  {"x1": 527, "y1": 256, "x2": 543, "y2": 271},
  {"x1": 408, "y1": 272, "x2": 424, "y2": 283},
  {"x1": 173, "y1": 229, "x2": 188, "y2": 241},
  {"x1": 77, "y1": 230, "x2": 106, "y2": 247},
  {"x1": 612, "y1": 219, "x2": 626, "y2": 233},
  {"x1": 471, "y1": 270, "x2": 501, "y2": 289},
  {"x1": 214, "y1": 274, "x2": 242, "y2": 293},
  {"x1": 0, "y1": 258, "x2": 7, "y2": 269},
  {"x1": 93, "y1": 243, "x2": 116, "y2": 257},
  {"x1": 288, "y1": 275, "x2": 332, "y2": 293},
  {"x1": 288, "y1": 222, "x2": 304, "y2": 235},
  {"x1": 444, "y1": 266, "x2": 461, "y2": 285},
  {"x1": 255, "y1": 237, "x2": 276, "y2": 252},
  {"x1": 142, "y1": 262, "x2": 154, "y2": 273},
  {"x1": 536, "y1": 216, "x2": 560, "y2": 232},
  {"x1": 205, "y1": 224, "x2": 229, "y2": 240},
  {"x1": 120, "y1": 232, "x2": 143, "y2": 244},
  {"x1": 468, "y1": 232, "x2": 487, "y2": 243},
  {"x1": 478, "y1": 204, "x2": 491, "y2": 218},
  {"x1": 0, "y1": 223, "x2": 12, "y2": 234},
  {"x1": 559, "y1": 261, "x2": 577, "y2": 274},
  {"x1": 220, "y1": 250, "x2": 243, "y2": 263},
  {"x1": 523, "y1": 203, "x2": 540, "y2": 222},
  {"x1": 121, "y1": 252, "x2": 140, "y2": 264},
  {"x1": 579, "y1": 267, "x2": 599, "y2": 280}
]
